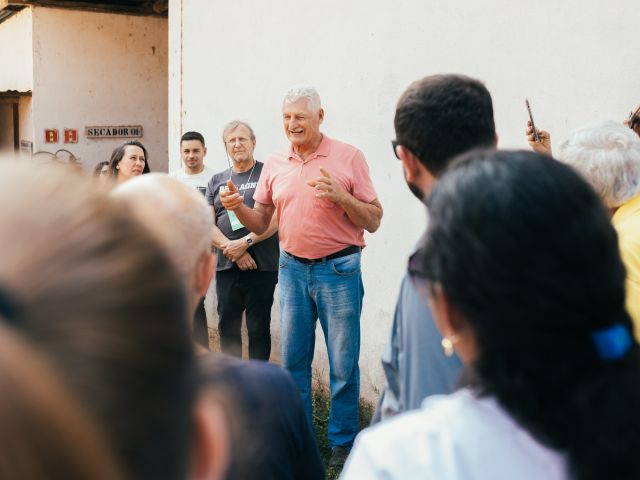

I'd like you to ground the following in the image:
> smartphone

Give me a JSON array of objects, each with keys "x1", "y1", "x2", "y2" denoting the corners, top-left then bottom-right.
[{"x1": 526, "y1": 99, "x2": 541, "y2": 142}]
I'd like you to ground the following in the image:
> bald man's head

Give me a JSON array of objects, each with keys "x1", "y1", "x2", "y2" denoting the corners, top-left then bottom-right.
[{"x1": 112, "y1": 173, "x2": 215, "y2": 313}]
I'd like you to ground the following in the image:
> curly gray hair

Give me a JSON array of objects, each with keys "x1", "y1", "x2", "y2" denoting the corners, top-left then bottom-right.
[
  {"x1": 283, "y1": 84, "x2": 321, "y2": 112},
  {"x1": 558, "y1": 121, "x2": 640, "y2": 208}
]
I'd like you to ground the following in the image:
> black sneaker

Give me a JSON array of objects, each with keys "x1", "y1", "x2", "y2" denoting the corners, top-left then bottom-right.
[{"x1": 328, "y1": 446, "x2": 350, "y2": 469}]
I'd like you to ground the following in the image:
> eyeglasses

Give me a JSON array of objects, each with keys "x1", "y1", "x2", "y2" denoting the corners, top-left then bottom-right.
[
  {"x1": 225, "y1": 137, "x2": 251, "y2": 146},
  {"x1": 391, "y1": 140, "x2": 423, "y2": 161}
]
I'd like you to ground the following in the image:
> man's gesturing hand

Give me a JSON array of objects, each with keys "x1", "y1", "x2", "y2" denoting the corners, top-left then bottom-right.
[
  {"x1": 306, "y1": 167, "x2": 348, "y2": 204},
  {"x1": 220, "y1": 180, "x2": 244, "y2": 211}
]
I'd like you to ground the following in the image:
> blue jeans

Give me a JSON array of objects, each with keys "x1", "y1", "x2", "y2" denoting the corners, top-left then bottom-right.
[{"x1": 279, "y1": 250, "x2": 363, "y2": 449}]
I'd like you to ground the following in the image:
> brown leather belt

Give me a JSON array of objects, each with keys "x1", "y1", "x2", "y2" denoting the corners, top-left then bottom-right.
[{"x1": 285, "y1": 245, "x2": 361, "y2": 265}]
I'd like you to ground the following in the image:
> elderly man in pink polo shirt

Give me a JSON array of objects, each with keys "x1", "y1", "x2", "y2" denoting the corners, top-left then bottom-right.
[{"x1": 221, "y1": 84, "x2": 382, "y2": 465}]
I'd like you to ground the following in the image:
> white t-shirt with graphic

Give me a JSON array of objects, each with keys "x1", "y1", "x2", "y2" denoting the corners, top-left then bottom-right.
[{"x1": 169, "y1": 165, "x2": 214, "y2": 195}]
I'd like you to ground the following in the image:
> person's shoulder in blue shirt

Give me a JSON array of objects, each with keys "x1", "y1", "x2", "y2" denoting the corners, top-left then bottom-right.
[{"x1": 373, "y1": 271, "x2": 462, "y2": 423}]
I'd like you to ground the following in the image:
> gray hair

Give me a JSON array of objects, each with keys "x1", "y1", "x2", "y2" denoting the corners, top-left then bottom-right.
[
  {"x1": 283, "y1": 84, "x2": 322, "y2": 112},
  {"x1": 558, "y1": 120, "x2": 640, "y2": 208},
  {"x1": 111, "y1": 173, "x2": 213, "y2": 300},
  {"x1": 222, "y1": 120, "x2": 256, "y2": 143}
]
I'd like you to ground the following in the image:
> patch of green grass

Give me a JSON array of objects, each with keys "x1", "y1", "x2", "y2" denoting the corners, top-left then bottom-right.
[{"x1": 312, "y1": 383, "x2": 374, "y2": 480}]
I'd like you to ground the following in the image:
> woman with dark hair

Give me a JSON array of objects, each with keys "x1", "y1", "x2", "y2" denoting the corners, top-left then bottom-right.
[
  {"x1": 108, "y1": 140, "x2": 150, "y2": 182},
  {"x1": 342, "y1": 150, "x2": 640, "y2": 480}
]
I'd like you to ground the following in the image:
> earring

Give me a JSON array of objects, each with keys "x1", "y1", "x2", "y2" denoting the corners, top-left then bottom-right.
[{"x1": 441, "y1": 336, "x2": 458, "y2": 357}]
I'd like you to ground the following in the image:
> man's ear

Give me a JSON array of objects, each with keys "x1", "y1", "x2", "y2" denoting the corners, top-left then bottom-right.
[
  {"x1": 318, "y1": 108, "x2": 325, "y2": 124},
  {"x1": 203, "y1": 146, "x2": 208, "y2": 158},
  {"x1": 190, "y1": 392, "x2": 229, "y2": 480},
  {"x1": 397, "y1": 145, "x2": 437, "y2": 198},
  {"x1": 396, "y1": 145, "x2": 421, "y2": 183},
  {"x1": 195, "y1": 252, "x2": 216, "y2": 298}
]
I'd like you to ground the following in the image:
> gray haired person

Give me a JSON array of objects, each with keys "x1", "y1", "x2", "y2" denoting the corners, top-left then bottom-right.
[
  {"x1": 527, "y1": 119, "x2": 640, "y2": 332},
  {"x1": 207, "y1": 120, "x2": 279, "y2": 361},
  {"x1": 558, "y1": 121, "x2": 640, "y2": 329},
  {"x1": 113, "y1": 173, "x2": 324, "y2": 480},
  {"x1": 558, "y1": 121, "x2": 640, "y2": 209}
]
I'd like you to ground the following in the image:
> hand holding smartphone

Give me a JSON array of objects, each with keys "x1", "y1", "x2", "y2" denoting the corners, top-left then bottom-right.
[
  {"x1": 526, "y1": 99, "x2": 541, "y2": 142},
  {"x1": 524, "y1": 99, "x2": 552, "y2": 156}
]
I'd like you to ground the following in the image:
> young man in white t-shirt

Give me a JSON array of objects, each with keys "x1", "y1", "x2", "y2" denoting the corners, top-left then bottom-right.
[
  {"x1": 169, "y1": 131, "x2": 214, "y2": 347},
  {"x1": 169, "y1": 131, "x2": 214, "y2": 195}
]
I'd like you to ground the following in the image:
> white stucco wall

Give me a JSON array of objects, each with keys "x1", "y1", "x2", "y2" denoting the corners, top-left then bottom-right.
[
  {"x1": 0, "y1": 8, "x2": 33, "y2": 92},
  {"x1": 30, "y1": 7, "x2": 168, "y2": 172},
  {"x1": 167, "y1": 0, "x2": 182, "y2": 167},
  {"x1": 169, "y1": 0, "x2": 640, "y2": 403}
]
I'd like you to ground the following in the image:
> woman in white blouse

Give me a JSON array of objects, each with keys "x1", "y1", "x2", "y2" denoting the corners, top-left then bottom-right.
[{"x1": 342, "y1": 150, "x2": 640, "y2": 480}]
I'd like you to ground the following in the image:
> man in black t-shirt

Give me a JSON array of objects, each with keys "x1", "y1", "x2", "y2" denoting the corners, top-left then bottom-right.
[{"x1": 206, "y1": 121, "x2": 279, "y2": 361}]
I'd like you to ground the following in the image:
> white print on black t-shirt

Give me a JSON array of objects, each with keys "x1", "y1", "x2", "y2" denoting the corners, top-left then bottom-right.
[{"x1": 219, "y1": 182, "x2": 258, "y2": 192}]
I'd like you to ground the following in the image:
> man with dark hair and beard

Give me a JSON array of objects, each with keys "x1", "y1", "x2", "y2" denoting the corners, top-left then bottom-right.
[{"x1": 374, "y1": 74, "x2": 497, "y2": 422}]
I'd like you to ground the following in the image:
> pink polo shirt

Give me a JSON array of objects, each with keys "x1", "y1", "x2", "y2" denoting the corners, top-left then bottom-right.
[{"x1": 253, "y1": 135, "x2": 378, "y2": 259}]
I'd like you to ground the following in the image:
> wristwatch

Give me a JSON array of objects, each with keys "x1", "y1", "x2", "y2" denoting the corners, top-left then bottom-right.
[{"x1": 245, "y1": 236, "x2": 253, "y2": 246}]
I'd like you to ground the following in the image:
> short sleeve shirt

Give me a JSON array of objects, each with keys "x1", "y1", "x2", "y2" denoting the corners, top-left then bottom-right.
[
  {"x1": 169, "y1": 165, "x2": 213, "y2": 195},
  {"x1": 612, "y1": 194, "x2": 640, "y2": 333},
  {"x1": 253, "y1": 135, "x2": 378, "y2": 259},
  {"x1": 206, "y1": 161, "x2": 279, "y2": 272}
]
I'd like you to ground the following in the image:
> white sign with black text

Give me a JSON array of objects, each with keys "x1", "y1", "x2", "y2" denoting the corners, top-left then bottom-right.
[{"x1": 85, "y1": 125, "x2": 143, "y2": 138}]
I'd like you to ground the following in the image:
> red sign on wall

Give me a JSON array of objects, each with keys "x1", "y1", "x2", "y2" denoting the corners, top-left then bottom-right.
[
  {"x1": 44, "y1": 129, "x2": 59, "y2": 143},
  {"x1": 64, "y1": 129, "x2": 78, "y2": 143}
]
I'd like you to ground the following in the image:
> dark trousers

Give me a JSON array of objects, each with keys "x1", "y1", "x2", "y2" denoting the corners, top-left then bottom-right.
[
  {"x1": 192, "y1": 298, "x2": 209, "y2": 350},
  {"x1": 216, "y1": 269, "x2": 278, "y2": 361}
]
